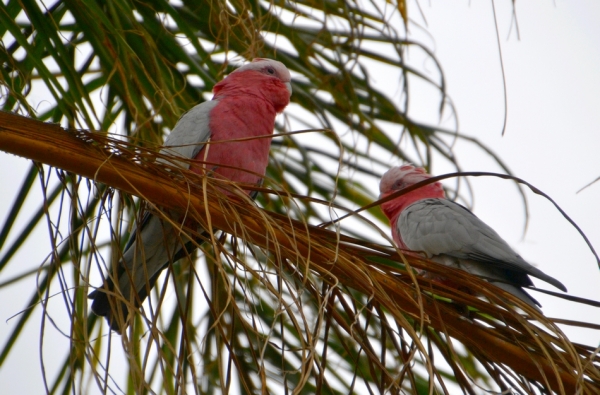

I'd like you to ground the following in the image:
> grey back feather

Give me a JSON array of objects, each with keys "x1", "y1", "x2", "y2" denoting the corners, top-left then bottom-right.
[
  {"x1": 158, "y1": 99, "x2": 218, "y2": 169},
  {"x1": 397, "y1": 199, "x2": 566, "y2": 291},
  {"x1": 117, "y1": 100, "x2": 217, "y2": 302}
]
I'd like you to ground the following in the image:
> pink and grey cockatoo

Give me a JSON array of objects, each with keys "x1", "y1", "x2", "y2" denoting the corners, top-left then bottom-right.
[
  {"x1": 379, "y1": 165, "x2": 566, "y2": 309},
  {"x1": 89, "y1": 58, "x2": 292, "y2": 331}
]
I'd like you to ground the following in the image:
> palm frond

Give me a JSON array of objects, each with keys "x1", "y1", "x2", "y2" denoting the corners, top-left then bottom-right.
[
  {"x1": 1, "y1": 112, "x2": 599, "y2": 393},
  {"x1": 2, "y1": 0, "x2": 598, "y2": 393}
]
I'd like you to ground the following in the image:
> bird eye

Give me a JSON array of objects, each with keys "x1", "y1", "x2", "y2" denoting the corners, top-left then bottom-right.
[
  {"x1": 394, "y1": 180, "x2": 405, "y2": 189},
  {"x1": 266, "y1": 67, "x2": 275, "y2": 75}
]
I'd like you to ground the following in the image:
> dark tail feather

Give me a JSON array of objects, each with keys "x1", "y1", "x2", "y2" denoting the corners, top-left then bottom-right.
[
  {"x1": 88, "y1": 271, "x2": 163, "y2": 333},
  {"x1": 492, "y1": 281, "x2": 542, "y2": 311},
  {"x1": 88, "y1": 239, "x2": 199, "y2": 333}
]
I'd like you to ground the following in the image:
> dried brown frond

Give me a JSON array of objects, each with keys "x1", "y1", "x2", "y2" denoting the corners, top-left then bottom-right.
[{"x1": 1, "y1": 111, "x2": 599, "y2": 394}]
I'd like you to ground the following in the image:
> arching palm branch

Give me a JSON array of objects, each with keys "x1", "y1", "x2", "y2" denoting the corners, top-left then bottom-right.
[{"x1": 0, "y1": 0, "x2": 598, "y2": 394}]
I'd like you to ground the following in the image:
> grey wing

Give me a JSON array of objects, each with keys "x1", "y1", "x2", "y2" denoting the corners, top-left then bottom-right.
[
  {"x1": 116, "y1": 101, "x2": 217, "y2": 294},
  {"x1": 90, "y1": 101, "x2": 219, "y2": 329},
  {"x1": 398, "y1": 199, "x2": 566, "y2": 291},
  {"x1": 117, "y1": 211, "x2": 185, "y2": 301},
  {"x1": 158, "y1": 99, "x2": 219, "y2": 168},
  {"x1": 119, "y1": 101, "x2": 220, "y2": 295}
]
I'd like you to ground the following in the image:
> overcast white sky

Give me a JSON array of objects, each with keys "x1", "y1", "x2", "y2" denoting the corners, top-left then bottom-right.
[
  {"x1": 411, "y1": 0, "x2": 600, "y2": 345},
  {"x1": 0, "y1": 0, "x2": 599, "y2": 393}
]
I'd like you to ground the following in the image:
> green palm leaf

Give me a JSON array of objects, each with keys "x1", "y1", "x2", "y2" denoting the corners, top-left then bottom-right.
[{"x1": 1, "y1": 1, "x2": 598, "y2": 394}]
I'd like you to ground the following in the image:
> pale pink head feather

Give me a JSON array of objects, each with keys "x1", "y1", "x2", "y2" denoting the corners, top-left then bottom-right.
[
  {"x1": 379, "y1": 165, "x2": 441, "y2": 195},
  {"x1": 212, "y1": 58, "x2": 292, "y2": 112},
  {"x1": 379, "y1": 165, "x2": 433, "y2": 196},
  {"x1": 379, "y1": 164, "x2": 445, "y2": 219},
  {"x1": 231, "y1": 58, "x2": 292, "y2": 85}
]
